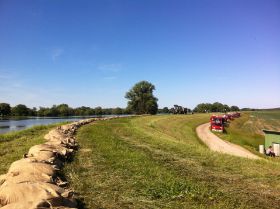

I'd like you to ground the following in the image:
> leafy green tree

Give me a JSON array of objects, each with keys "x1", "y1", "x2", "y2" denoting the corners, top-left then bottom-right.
[
  {"x1": 125, "y1": 81, "x2": 158, "y2": 115},
  {"x1": 74, "y1": 106, "x2": 95, "y2": 116},
  {"x1": 49, "y1": 105, "x2": 58, "y2": 116},
  {"x1": 55, "y1": 104, "x2": 73, "y2": 116},
  {"x1": 211, "y1": 102, "x2": 224, "y2": 112},
  {"x1": 230, "y1": 105, "x2": 240, "y2": 111},
  {"x1": 0, "y1": 103, "x2": 11, "y2": 116},
  {"x1": 95, "y1": 106, "x2": 103, "y2": 115},
  {"x1": 112, "y1": 107, "x2": 123, "y2": 115},
  {"x1": 162, "y1": 107, "x2": 169, "y2": 114},
  {"x1": 103, "y1": 108, "x2": 113, "y2": 115},
  {"x1": 29, "y1": 107, "x2": 37, "y2": 116},
  {"x1": 223, "y1": 104, "x2": 230, "y2": 113},
  {"x1": 37, "y1": 107, "x2": 49, "y2": 116},
  {"x1": 11, "y1": 104, "x2": 29, "y2": 116},
  {"x1": 123, "y1": 107, "x2": 132, "y2": 114},
  {"x1": 193, "y1": 103, "x2": 212, "y2": 113}
]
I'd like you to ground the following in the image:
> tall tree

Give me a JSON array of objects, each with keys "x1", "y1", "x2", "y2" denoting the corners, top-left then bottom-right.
[
  {"x1": 56, "y1": 104, "x2": 73, "y2": 116},
  {"x1": 11, "y1": 104, "x2": 29, "y2": 116},
  {"x1": 230, "y1": 105, "x2": 240, "y2": 111},
  {"x1": 125, "y1": 81, "x2": 158, "y2": 115},
  {"x1": 162, "y1": 107, "x2": 169, "y2": 114},
  {"x1": 95, "y1": 106, "x2": 103, "y2": 115},
  {"x1": 223, "y1": 104, "x2": 231, "y2": 113},
  {"x1": 0, "y1": 103, "x2": 11, "y2": 116},
  {"x1": 193, "y1": 103, "x2": 212, "y2": 113},
  {"x1": 211, "y1": 102, "x2": 224, "y2": 112}
]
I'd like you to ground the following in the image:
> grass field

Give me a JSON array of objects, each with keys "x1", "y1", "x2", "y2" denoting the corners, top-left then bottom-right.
[
  {"x1": 0, "y1": 123, "x2": 66, "y2": 175},
  {"x1": 216, "y1": 111, "x2": 280, "y2": 153},
  {"x1": 250, "y1": 111, "x2": 280, "y2": 133},
  {"x1": 64, "y1": 115, "x2": 280, "y2": 209}
]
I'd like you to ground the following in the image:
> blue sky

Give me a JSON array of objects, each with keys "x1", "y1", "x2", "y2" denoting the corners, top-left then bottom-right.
[{"x1": 0, "y1": 0, "x2": 279, "y2": 109}]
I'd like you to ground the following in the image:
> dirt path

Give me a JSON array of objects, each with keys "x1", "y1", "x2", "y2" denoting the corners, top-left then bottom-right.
[{"x1": 196, "y1": 123, "x2": 260, "y2": 159}]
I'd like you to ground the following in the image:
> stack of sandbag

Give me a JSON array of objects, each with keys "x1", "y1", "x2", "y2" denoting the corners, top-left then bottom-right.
[{"x1": 0, "y1": 117, "x2": 120, "y2": 209}]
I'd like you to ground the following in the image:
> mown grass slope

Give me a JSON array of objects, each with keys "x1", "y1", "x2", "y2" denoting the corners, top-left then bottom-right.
[
  {"x1": 64, "y1": 115, "x2": 280, "y2": 209},
  {"x1": 0, "y1": 123, "x2": 65, "y2": 174},
  {"x1": 250, "y1": 111, "x2": 280, "y2": 132}
]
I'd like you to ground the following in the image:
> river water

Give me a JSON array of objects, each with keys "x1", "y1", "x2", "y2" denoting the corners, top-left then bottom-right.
[{"x1": 0, "y1": 116, "x2": 101, "y2": 134}]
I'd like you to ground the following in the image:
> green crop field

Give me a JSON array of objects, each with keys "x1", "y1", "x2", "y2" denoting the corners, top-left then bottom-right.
[
  {"x1": 64, "y1": 115, "x2": 280, "y2": 209},
  {"x1": 216, "y1": 111, "x2": 280, "y2": 154}
]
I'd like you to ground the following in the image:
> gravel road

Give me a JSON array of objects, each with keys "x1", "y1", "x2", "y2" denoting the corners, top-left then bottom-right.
[{"x1": 196, "y1": 123, "x2": 260, "y2": 159}]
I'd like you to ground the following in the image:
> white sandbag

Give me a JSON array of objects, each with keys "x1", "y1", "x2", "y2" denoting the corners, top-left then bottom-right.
[
  {"x1": 0, "y1": 181, "x2": 76, "y2": 208},
  {"x1": 8, "y1": 159, "x2": 56, "y2": 176},
  {"x1": 44, "y1": 129, "x2": 66, "y2": 141},
  {"x1": 0, "y1": 118, "x2": 102, "y2": 209},
  {"x1": 0, "y1": 174, "x2": 6, "y2": 186},
  {"x1": 4, "y1": 171, "x2": 53, "y2": 184},
  {"x1": 27, "y1": 145, "x2": 57, "y2": 162}
]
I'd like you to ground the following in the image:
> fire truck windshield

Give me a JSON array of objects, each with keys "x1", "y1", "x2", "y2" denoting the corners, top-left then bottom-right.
[{"x1": 214, "y1": 119, "x2": 222, "y2": 124}]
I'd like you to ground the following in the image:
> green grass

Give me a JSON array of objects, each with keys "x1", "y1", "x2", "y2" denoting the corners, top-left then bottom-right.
[
  {"x1": 0, "y1": 123, "x2": 66, "y2": 175},
  {"x1": 251, "y1": 111, "x2": 280, "y2": 120},
  {"x1": 64, "y1": 115, "x2": 280, "y2": 209}
]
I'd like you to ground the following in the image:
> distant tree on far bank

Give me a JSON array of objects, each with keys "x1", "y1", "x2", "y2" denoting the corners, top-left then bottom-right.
[
  {"x1": 169, "y1": 105, "x2": 191, "y2": 114},
  {"x1": 56, "y1": 104, "x2": 73, "y2": 116},
  {"x1": 11, "y1": 104, "x2": 29, "y2": 116},
  {"x1": 95, "y1": 106, "x2": 103, "y2": 115},
  {"x1": 112, "y1": 107, "x2": 123, "y2": 115},
  {"x1": 157, "y1": 107, "x2": 170, "y2": 114},
  {"x1": 230, "y1": 106, "x2": 240, "y2": 111},
  {"x1": 0, "y1": 103, "x2": 11, "y2": 116},
  {"x1": 193, "y1": 102, "x2": 240, "y2": 113},
  {"x1": 125, "y1": 81, "x2": 158, "y2": 115},
  {"x1": 241, "y1": 108, "x2": 255, "y2": 111},
  {"x1": 162, "y1": 107, "x2": 169, "y2": 113},
  {"x1": 193, "y1": 103, "x2": 212, "y2": 113}
]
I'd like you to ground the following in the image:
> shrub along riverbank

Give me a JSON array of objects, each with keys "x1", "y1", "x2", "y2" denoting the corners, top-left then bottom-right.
[{"x1": 64, "y1": 115, "x2": 280, "y2": 209}]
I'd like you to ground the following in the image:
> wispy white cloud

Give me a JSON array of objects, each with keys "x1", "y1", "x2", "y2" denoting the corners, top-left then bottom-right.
[
  {"x1": 0, "y1": 70, "x2": 16, "y2": 80},
  {"x1": 98, "y1": 63, "x2": 122, "y2": 72},
  {"x1": 0, "y1": 75, "x2": 11, "y2": 79},
  {"x1": 0, "y1": 71, "x2": 21, "y2": 87},
  {"x1": 103, "y1": 76, "x2": 117, "y2": 80},
  {"x1": 51, "y1": 47, "x2": 64, "y2": 61}
]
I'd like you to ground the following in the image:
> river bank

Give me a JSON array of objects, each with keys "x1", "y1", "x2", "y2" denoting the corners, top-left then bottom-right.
[
  {"x1": 0, "y1": 116, "x2": 123, "y2": 208},
  {"x1": 0, "y1": 115, "x2": 127, "y2": 134}
]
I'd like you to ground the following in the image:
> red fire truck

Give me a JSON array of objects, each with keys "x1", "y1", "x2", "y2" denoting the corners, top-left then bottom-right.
[
  {"x1": 233, "y1": 112, "x2": 241, "y2": 118},
  {"x1": 210, "y1": 115, "x2": 225, "y2": 132}
]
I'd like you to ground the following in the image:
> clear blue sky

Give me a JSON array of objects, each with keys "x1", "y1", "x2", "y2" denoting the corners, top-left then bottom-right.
[{"x1": 0, "y1": 0, "x2": 279, "y2": 109}]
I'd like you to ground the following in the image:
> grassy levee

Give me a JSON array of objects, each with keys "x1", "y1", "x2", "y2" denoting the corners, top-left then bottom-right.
[
  {"x1": 216, "y1": 111, "x2": 280, "y2": 154},
  {"x1": 64, "y1": 115, "x2": 280, "y2": 209},
  {"x1": 0, "y1": 123, "x2": 66, "y2": 174},
  {"x1": 250, "y1": 111, "x2": 280, "y2": 132}
]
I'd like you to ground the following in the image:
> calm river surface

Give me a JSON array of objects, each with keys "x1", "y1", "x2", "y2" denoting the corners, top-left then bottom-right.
[{"x1": 0, "y1": 116, "x2": 101, "y2": 134}]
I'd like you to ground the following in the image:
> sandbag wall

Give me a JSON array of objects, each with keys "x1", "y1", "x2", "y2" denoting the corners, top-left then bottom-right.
[{"x1": 0, "y1": 117, "x2": 119, "y2": 209}]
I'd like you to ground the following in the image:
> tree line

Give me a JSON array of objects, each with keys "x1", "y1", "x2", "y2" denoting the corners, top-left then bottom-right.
[
  {"x1": 0, "y1": 81, "x2": 241, "y2": 117},
  {"x1": 0, "y1": 101, "x2": 240, "y2": 117},
  {"x1": 0, "y1": 103, "x2": 129, "y2": 117},
  {"x1": 192, "y1": 102, "x2": 240, "y2": 113},
  {"x1": 125, "y1": 81, "x2": 240, "y2": 115},
  {"x1": 157, "y1": 103, "x2": 240, "y2": 114}
]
